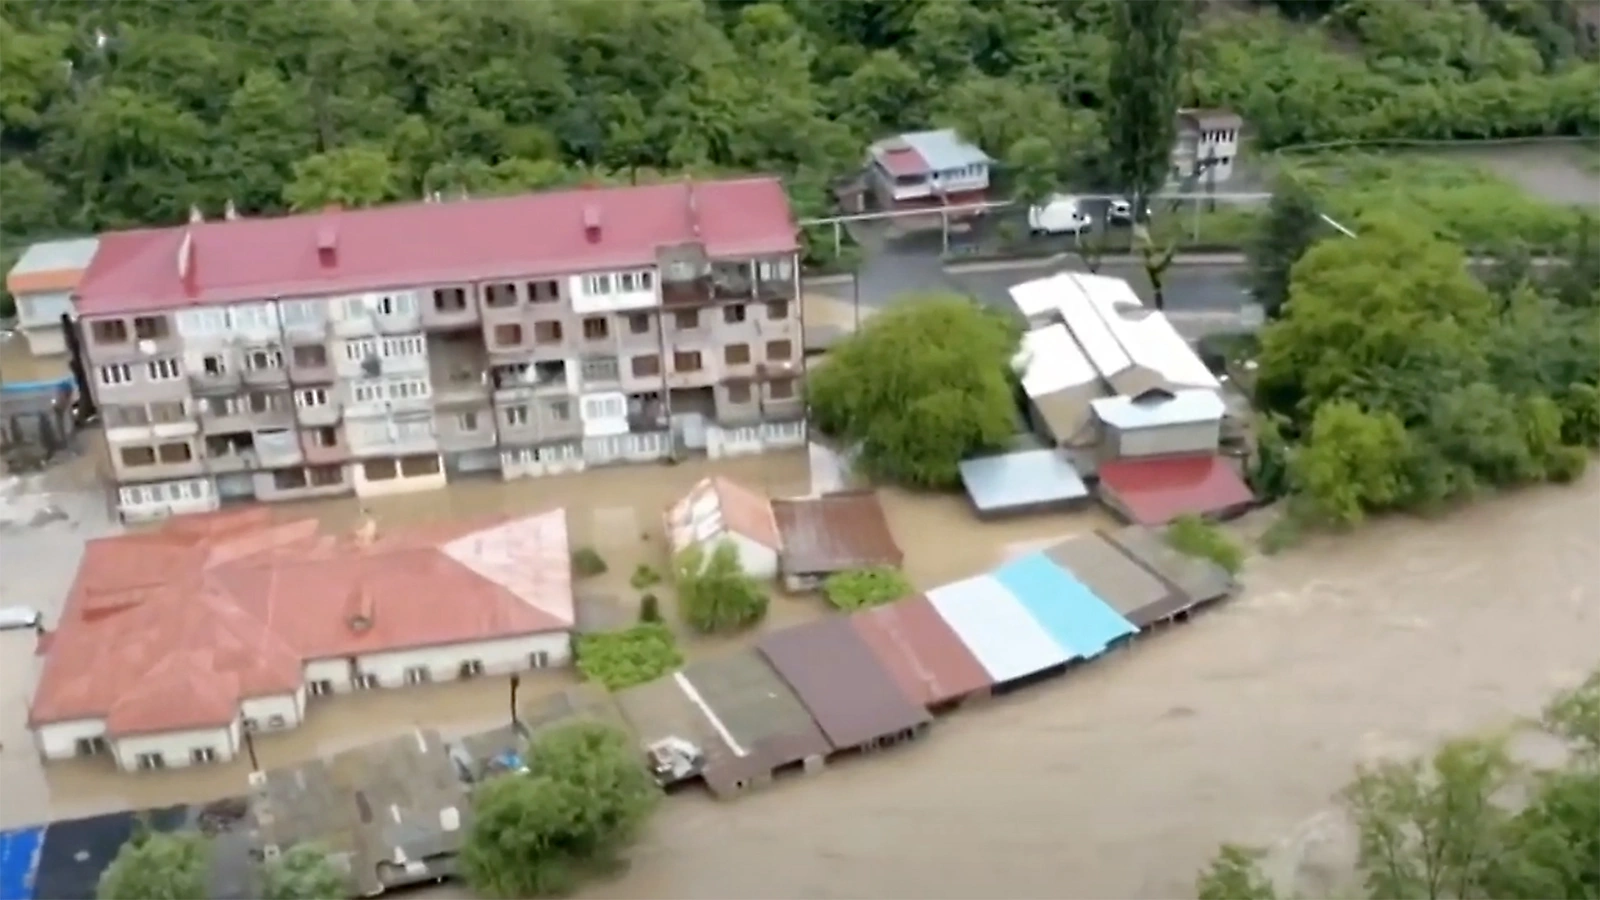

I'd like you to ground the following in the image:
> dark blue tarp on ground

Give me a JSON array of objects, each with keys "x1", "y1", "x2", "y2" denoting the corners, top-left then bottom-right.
[
  {"x1": 0, "y1": 826, "x2": 45, "y2": 900},
  {"x1": 33, "y1": 805, "x2": 189, "y2": 900}
]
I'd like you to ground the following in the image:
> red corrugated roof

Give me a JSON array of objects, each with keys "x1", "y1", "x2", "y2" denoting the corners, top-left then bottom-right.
[
  {"x1": 29, "y1": 508, "x2": 574, "y2": 736},
  {"x1": 1097, "y1": 454, "x2": 1255, "y2": 526},
  {"x1": 850, "y1": 594, "x2": 992, "y2": 707},
  {"x1": 75, "y1": 178, "x2": 797, "y2": 316},
  {"x1": 874, "y1": 142, "x2": 930, "y2": 177}
]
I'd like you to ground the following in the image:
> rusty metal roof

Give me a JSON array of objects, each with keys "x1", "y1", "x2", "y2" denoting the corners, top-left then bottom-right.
[
  {"x1": 850, "y1": 594, "x2": 991, "y2": 707},
  {"x1": 1102, "y1": 525, "x2": 1234, "y2": 609},
  {"x1": 758, "y1": 617, "x2": 930, "y2": 750},
  {"x1": 1043, "y1": 532, "x2": 1186, "y2": 628},
  {"x1": 771, "y1": 490, "x2": 902, "y2": 575}
]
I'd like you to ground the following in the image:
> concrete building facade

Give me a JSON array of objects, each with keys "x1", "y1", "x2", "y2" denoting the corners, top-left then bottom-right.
[{"x1": 72, "y1": 179, "x2": 804, "y2": 522}]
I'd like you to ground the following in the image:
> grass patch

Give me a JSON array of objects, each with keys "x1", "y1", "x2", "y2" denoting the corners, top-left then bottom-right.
[
  {"x1": 574, "y1": 623, "x2": 683, "y2": 691},
  {"x1": 822, "y1": 567, "x2": 914, "y2": 612},
  {"x1": 1282, "y1": 154, "x2": 1580, "y2": 252},
  {"x1": 1164, "y1": 515, "x2": 1246, "y2": 575},
  {"x1": 571, "y1": 546, "x2": 608, "y2": 578}
]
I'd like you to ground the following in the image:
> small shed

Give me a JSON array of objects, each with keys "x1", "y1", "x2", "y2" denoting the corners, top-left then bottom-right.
[
  {"x1": 1097, "y1": 454, "x2": 1255, "y2": 526},
  {"x1": 925, "y1": 574, "x2": 1074, "y2": 691},
  {"x1": 850, "y1": 594, "x2": 993, "y2": 712},
  {"x1": 758, "y1": 617, "x2": 930, "y2": 755},
  {"x1": 989, "y1": 552, "x2": 1137, "y2": 658},
  {"x1": 1102, "y1": 525, "x2": 1236, "y2": 613},
  {"x1": 665, "y1": 476, "x2": 781, "y2": 579},
  {"x1": 958, "y1": 449, "x2": 1089, "y2": 519},
  {"x1": 1091, "y1": 388, "x2": 1226, "y2": 460},
  {"x1": 680, "y1": 650, "x2": 832, "y2": 794},
  {"x1": 771, "y1": 490, "x2": 902, "y2": 591},
  {"x1": 1041, "y1": 532, "x2": 1189, "y2": 629}
]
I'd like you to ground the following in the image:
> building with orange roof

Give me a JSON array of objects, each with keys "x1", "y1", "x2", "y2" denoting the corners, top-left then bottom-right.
[
  {"x1": 665, "y1": 476, "x2": 782, "y2": 579},
  {"x1": 4, "y1": 236, "x2": 99, "y2": 357},
  {"x1": 27, "y1": 507, "x2": 575, "y2": 773}
]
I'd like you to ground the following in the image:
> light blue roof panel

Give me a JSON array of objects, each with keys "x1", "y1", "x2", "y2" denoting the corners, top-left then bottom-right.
[
  {"x1": 901, "y1": 128, "x2": 993, "y2": 171},
  {"x1": 959, "y1": 450, "x2": 1088, "y2": 512},
  {"x1": 991, "y1": 552, "x2": 1137, "y2": 657},
  {"x1": 0, "y1": 825, "x2": 44, "y2": 900},
  {"x1": 925, "y1": 574, "x2": 1071, "y2": 683}
]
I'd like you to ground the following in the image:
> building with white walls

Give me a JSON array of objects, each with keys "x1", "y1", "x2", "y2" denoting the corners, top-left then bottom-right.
[
  {"x1": 27, "y1": 506, "x2": 575, "y2": 772},
  {"x1": 665, "y1": 476, "x2": 782, "y2": 579}
]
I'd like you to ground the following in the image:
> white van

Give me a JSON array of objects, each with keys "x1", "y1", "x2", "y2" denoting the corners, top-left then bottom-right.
[
  {"x1": 0, "y1": 606, "x2": 41, "y2": 631},
  {"x1": 1027, "y1": 195, "x2": 1094, "y2": 235}
]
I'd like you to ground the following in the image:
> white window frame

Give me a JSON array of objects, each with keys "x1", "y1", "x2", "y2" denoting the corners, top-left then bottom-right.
[
  {"x1": 503, "y1": 406, "x2": 529, "y2": 427},
  {"x1": 191, "y1": 746, "x2": 217, "y2": 764},
  {"x1": 354, "y1": 673, "x2": 379, "y2": 690},
  {"x1": 146, "y1": 358, "x2": 182, "y2": 381},
  {"x1": 353, "y1": 382, "x2": 383, "y2": 404},
  {"x1": 309, "y1": 679, "x2": 333, "y2": 696},
  {"x1": 404, "y1": 666, "x2": 432, "y2": 685},
  {"x1": 135, "y1": 752, "x2": 166, "y2": 770},
  {"x1": 295, "y1": 388, "x2": 329, "y2": 409},
  {"x1": 344, "y1": 338, "x2": 376, "y2": 362},
  {"x1": 245, "y1": 348, "x2": 283, "y2": 371},
  {"x1": 99, "y1": 363, "x2": 133, "y2": 386},
  {"x1": 457, "y1": 411, "x2": 479, "y2": 432},
  {"x1": 581, "y1": 394, "x2": 625, "y2": 421},
  {"x1": 582, "y1": 274, "x2": 612, "y2": 295},
  {"x1": 758, "y1": 258, "x2": 793, "y2": 281}
]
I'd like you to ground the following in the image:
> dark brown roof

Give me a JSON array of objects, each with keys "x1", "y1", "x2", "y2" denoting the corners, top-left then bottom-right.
[
  {"x1": 758, "y1": 617, "x2": 930, "y2": 750},
  {"x1": 1042, "y1": 533, "x2": 1189, "y2": 628},
  {"x1": 771, "y1": 491, "x2": 902, "y2": 575},
  {"x1": 850, "y1": 594, "x2": 993, "y2": 706},
  {"x1": 1102, "y1": 525, "x2": 1234, "y2": 608},
  {"x1": 682, "y1": 650, "x2": 832, "y2": 773}
]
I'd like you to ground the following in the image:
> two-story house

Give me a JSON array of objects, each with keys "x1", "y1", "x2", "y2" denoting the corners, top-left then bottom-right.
[
  {"x1": 863, "y1": 129, "x2": 993, "y2": 217},
  {"x1": 73, "y1": 177, "x2": 801, "y2": 521},
  {"x1": 4, "y1": 237, "x2": 99, "y2": 357},
  {"x1": 1171, "y1": 109, "x2": 1245, "y2": 187}
]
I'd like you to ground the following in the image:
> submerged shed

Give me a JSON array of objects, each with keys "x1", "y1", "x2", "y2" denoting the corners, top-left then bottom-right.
[
  {"x1": 850, "y1": 594, "x2": 993, "y2": 712},
  {"x1": 758, "y1": 617, "x2": 930, "y2": 753},
  {"x1": 1041, "y1": 532, "x2": 1188, "y2": 629},
  {"x1": 771, "y1": 490, "x2": 902, "y2": 591},
  {"x1": 1102, "y1": 524, "x2": 1235, "y2": 611},
  {"x1": 1097, "y1": 454, "x2": 1254, "y2": 526},
  {"x1": 925, "y1": 574, "x2": 1073, "y2": 689},
  {"x1": 989, "y1": 552, "x2": 1137, "y2": 658},
  {"x1": 680, "y1": 650, "x2": 832, "y2": 792},
  {"x1": 958, "y1": 449, "x2": 1089, "y2": 519}
]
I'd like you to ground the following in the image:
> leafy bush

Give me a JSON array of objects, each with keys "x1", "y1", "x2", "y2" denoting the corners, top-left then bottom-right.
[
  {"x1": 674, "y1": 541, "x2": 769, "y2": 634},
  {"x1": 629, "y1": 564, "x2": 661, "y2": 590},
  {"x1": 637, "y1": 592, "x2": 661, "y2": 623},
  {"x1": 261, "y1": 844, "x2": 348, "y2": 900},
  {"x1": 822, "y1": 567, "x2": 914, "y2": 612},
  {"x1": 97, "y1": 831, "x2": 210, "y2": 900},
  {"x1": 575, "y1": 623, "x2": 682, "y2": 691},
  {"x1": 571, "y1": 547, "x2": 607, "y2": 578},
  {"x1": 1164, "y1": 515, "x2": 1246, "y2": 575}
]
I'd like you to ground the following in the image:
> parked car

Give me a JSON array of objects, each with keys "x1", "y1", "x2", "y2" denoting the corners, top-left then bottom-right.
[
  {"x1": 0, "y1": 606, "x2": 42, "y2": 631},
  {"x1": 1107, "y1": 198, "x2": 1151, "y2": 225},
  {"x1": 1027, "y1": 195, "x2": 1094, "y2": 235}
]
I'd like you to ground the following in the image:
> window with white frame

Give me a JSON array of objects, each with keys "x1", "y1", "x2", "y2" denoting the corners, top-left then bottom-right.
[
  {"x1": 280, "y1": 300, "x2": 321, "y2": 328},
  {"x1": 178, "y1": 309, "x2": 229, "y2": 336},
  {"x1": 233, "y1": 306, "x2": 271, "y2": 331},
  {"x1": 757, "y1": 258, "x2": 793, "y2": 281},
  {"x1": 245, "y1": 348, "x2": 282, "y2": 370},
  {"x1": 503, "y1": 405, "x2": 529, "y2": 426},
  {"x1": 381, "y1": 336, "x2": 423, "y2": 358},
  {"x1": 341, "y1": 297, "x2": 366, "y2": 320},
  {"x1": 457, "y1": 411, "x2": 479, "y2": 432},
  {"x1": 537, "y1": 443, "x2": 579, "y2": 463},
  {"x1": 387, "y1": 378, "x2": 429, "y2": 400},
  {"x1": 352, "y1": 382, "x2": 384, "y2": 404},
  {"x1": 191, "y1": 747, "x2": 217, "y2": 764},
  {"x1": 296, "y1": 388, "x2": 329, "y2": 408},
  {"x1": 581, "y1": 394, "x2": 625, "y2": 421},
  {"x1": 146, "y1": 358, "x2": 182, "y2": 381},
  {"x1": 375, "y1": 294, "x2": 414, "y2": 317},
  {"x1": 394, "y1": 419, "x2": 433, "y2": 442},
  {"x1": 582, "y1": 274, "x2": 612, "y2": 295},
  {"x1": 404, "y1": 666, "x2": 432, "y2": 685},
  {"x1": 99, "y1": 364, "x2": 133, "y2": 386},
  {"x1": 344, "y1": 339, "x2": 376, "y2": 361},
  {"x1": 354, "y1": 673, "x2": 379, "y2": 690},
  {"x1": 135, "y1": 752, "x2": 166, "y2": 770}
]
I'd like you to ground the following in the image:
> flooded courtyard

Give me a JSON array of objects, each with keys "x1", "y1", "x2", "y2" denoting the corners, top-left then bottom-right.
[{"x1": 2, "y1": 440, "x2": 1597, "y2": 899}]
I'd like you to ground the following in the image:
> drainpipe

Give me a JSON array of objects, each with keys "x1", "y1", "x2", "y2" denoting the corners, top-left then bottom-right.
[
  {"x1": 59, "y1": 312, "x2": 96, "y2": 424},
  {"x1": 794, "y1": 250, "x2": 809, "y2": 446}
]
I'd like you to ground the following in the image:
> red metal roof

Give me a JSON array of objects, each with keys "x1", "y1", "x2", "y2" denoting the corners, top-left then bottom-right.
[
  {"x1": 1096, "y1": 454, "x2": 1255, "y2": 526},
  {"x1": 850, "y1": 594, "x2": 992, "y2": 707},
  {"x1": 75, "y1": 178, "x2": 797, "y2": 316},
  {"x1": 30, "y1": 508, "x2": 574, "y2": 735},
  {"x1": 874, "y1": 142, "x2": 930, "y2": 177}
]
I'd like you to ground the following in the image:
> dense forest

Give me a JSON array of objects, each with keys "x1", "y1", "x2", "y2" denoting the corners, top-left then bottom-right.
[{"x1": 1, "y1": 0, "x2": 1597, "y2": 247}]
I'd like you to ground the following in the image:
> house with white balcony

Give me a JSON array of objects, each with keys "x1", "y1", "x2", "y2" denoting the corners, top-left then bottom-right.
[
  {"x1": 28, "y1": 507, "x2": 576, "y2": 772},
  {"x1": 862, "y1": 128, "x2": 993, "y2": 218},
  {"x1": 4, "y1": 237, "x2": 98, "y2": 357},
  {"x1": 1171, "y1": 109, "x2": 1244, "y2": 186}
]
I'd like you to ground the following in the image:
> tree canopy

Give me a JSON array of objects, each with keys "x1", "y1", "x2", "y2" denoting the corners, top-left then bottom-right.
[
  {"x1": 674, "y1": 540, "x2": 770, "y2": 634},
  {"x1": 460, "y1": 721, "x2": 661, "y2": 898},
  {"x1": 575, "y1": 622, "x2": 684, "y2": 691},
  {"x1": 1, "y1": 0, "x2": 1595, "y2": 250},
  {"x1": 259, "y1": 844, "x2": 349, "y2": 900},
  {"x1": 1195, "y1": 668, "x2": 1600, "y2": 900},
  {"x1": 809, "y1": 295, "x2": 1020, "y2": 488},
  {"x1": 96, "y1": 830, "x2": 209, "y2": 900}
]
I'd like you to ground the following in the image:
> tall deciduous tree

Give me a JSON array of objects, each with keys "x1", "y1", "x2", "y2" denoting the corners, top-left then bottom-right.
[
  {"x1": 1248, "y1": 173, "x2": 1325, "y2": 319},
  {"x1": 460, "y1": 721, "x2": 660, "y2": 899},
  {"x1": 808, "y1": 295, "x2": 1020, "y2": 488},
  {"x1": 674, "y1": 540, "x2": 769, "y2": 634},
  {"x1": 260, "y1": 844, "x2": 348, "y2": 900},
  {"x1": 96, "y1": 830, "x2": 210, "y2": 900},
  {"x1": 283, "y1": 145, "x2": 400, "y2": 211},
  {"x1": 1105, "y1": 0, "x2": 1184, "y2": 204}
]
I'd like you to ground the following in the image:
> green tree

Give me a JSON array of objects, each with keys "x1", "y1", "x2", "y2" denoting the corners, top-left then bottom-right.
[
  {"x1": 575, "y1": 622, "x2": 684, "y2": 691},
  {"x1": 1248, "y1": 173, "x2": 1325, "y2": 319},
  {"x1": 1163, "y1": 515, "x2": 1245, "y2": 575},
  {"x1": 97, "y1": 831, "x2": 210, "y2": 900},
  {"x1": 808, "y1": 295, "x2": 1020, "y2": 488},
  {"x1": 1105, "y1": 0, "x2": 1185, "y2": 206},
  {"x1": 1289, "y1": 401, "x2": 1413, "y2": 527},
  {"x1": 674, "y1": 541, "x2": 769, "y2": 634},
  {"x1": 260, "y1": 844, "x2": 348, "y2": 900},
  {"x1": 1195, "y1": 844, "x2": 1280, "y2": 900},
  {"x1": 822, "y1": 567, "x2": 914, "y2": 611},
  {"x1": 460, "y1": 721, "x2": 661, "y2": 898},
  {"x1": 283, "y1": 145, "x2": 400, "y2": 211}
]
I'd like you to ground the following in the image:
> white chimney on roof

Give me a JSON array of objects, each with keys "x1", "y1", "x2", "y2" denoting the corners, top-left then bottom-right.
[
  {"x1": 188, "y1": 205, "x2": 204, "y2": 224},
  {"x1": 223, "y1": 199, "x2": 238, "y2": 221}
]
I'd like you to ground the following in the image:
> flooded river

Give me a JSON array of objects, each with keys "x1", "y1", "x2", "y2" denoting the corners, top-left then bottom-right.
[{"x1": 2, "y1": 438, "x2": 1597, "y2": 899}]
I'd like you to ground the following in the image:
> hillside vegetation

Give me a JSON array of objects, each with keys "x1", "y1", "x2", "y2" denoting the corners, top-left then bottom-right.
[{"x1": 2, "y1": 0, "x2": 1595, "y2": 249}]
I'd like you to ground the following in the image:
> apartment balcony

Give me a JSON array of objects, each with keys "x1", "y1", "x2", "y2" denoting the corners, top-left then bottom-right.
[
  {"x1": 755, "y1": 275, "x2": 796, "y2": 300},
  {"x1": 190, "y1": 368, "x2": 244, "y2": 395},
  {"x1": 295, "y1": 400, "x2": 343, "y2": 428},
  {"x1": 111, "y1": 443, "x2": 207, "y2": 483},
  {"x1": 241, "y1": 366, "x2": 288, "y2": 389},
  {"x1": 255, "y1": 430, "x2": 304, "y2": 468},
  {"x1": 421, "y1": 286, "x2": 481, "y2": 331},
  {"x1": 204, "y1": 448, "x2": 257, "y2": 475},
  {"x1": 300, "y1": 434, "x2": 351, "y2": 466},
  {"x1": 287, "y1": 347, "x2": 336, "y2": 384},
  {"x1": 659, "y1": 275, "x2": 755, "y2": 307},
  {"x1": 198, "y1": 405, "x2": 256, "y2": 435}
]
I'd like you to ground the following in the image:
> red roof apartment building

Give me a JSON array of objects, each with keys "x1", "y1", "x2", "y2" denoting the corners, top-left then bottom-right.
[
  {"x1": 74, "y1": 179, "x2": 805, "y2": 523},
  {"x1": 29, "y1": 507, "x2": 575, "y2": 772}
]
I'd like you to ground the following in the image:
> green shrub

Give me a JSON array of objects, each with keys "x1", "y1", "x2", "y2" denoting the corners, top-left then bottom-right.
[
  {"x1": 1164, "y1": 515, "x2": 1246, "y2": 574},
  {"x1": 1544, "y1": 445, "x2": 1590, "y2": 484},
  {"x1": 637, "y1": 592, "x2": 661, "y2": 623},
  {"x1": 1257, "y1": 515, "x2": 1303, "y2": 556},
  {"x1": 629, "y1": 563, "x2": 662, "y2": 590},
  {"x1": 822, "y1": 567, "x2": 914, "y2": 612},
  {"x1": 571, "y1": 547, "x2": 607, "y2": 578},
  {"x1": 574, "y1": 623, "x2": 682, "y2": 691},
  {"x1": 674, "y1": 541, "x2": 769, "y2": 634}
]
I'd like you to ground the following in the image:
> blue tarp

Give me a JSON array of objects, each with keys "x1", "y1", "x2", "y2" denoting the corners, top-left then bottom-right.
[
  {"x1": 0, "y1": 378, "x2": 73, "y2": 396},
  {"x1": 991, "y1": 552, "x2": 1137, "y2": 658},
  {"x1": 0, "y1": 826, "x2": 44, "y2": 900}
]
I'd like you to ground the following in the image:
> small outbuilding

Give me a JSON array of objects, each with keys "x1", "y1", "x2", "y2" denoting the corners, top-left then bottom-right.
[
  {"x1": 958, "y1": 449, "x2": 1090, "y2": 519},
  {"x1": 989, "y1": 552, "x2": 1138, "y2": 658},
  {"x1": 678, "y1": 650, "x2": 833, "y2": 796},
  {"x1": 771, "y1": 490, "x2": 902, "y2": 591},
  {"x1": 1041, "y1": 532, "x2": 1190, "y2": 629},
  {"x1": 1096, "y1": 454, "x2": 1255, "y2": 526},
  {"x1": 850, "y1": 594, "x2": 993, "y2": 713},
  {"x1": 665, "y1": 476, "x2": 782, "y2": 579},
  {"x1": 758, "y1": 617, "x2": 931, "y2": 755},
  {"x1": 1090, "y1": 388, "x2": 1226, "y2": 461},
  {"x1": 925, "y1": 574, "x2": 1074, "y2": 692},
  {"x1": 1102, "y1": 524, "x2": 1236, "y2": 614}
]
